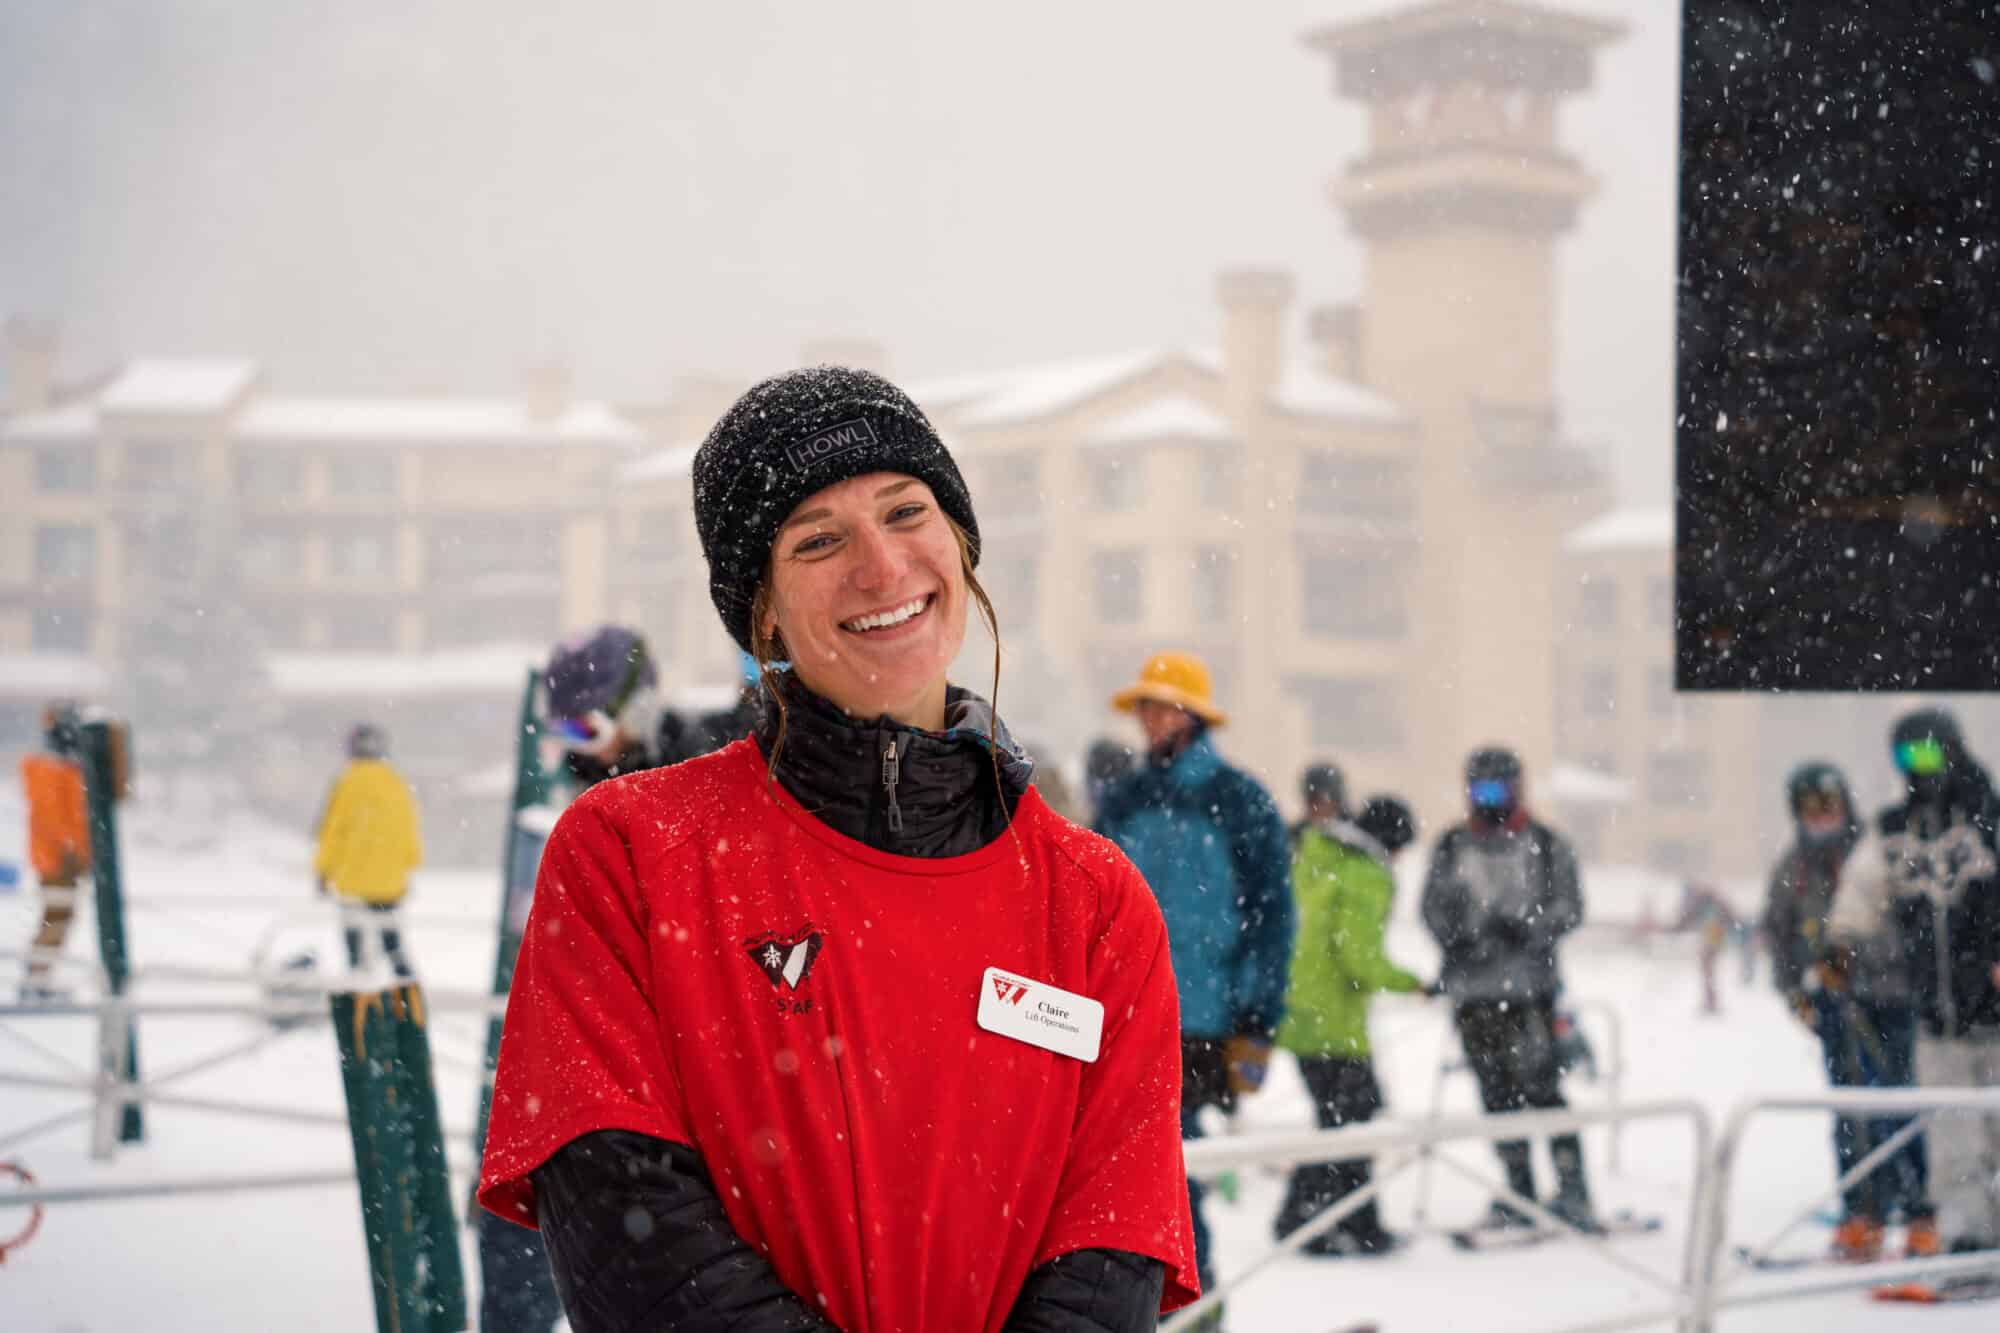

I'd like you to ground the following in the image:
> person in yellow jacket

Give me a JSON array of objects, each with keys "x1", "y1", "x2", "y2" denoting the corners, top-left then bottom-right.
[{"x1": 314, "y1": 723, "x2": 422, "y2": 978}]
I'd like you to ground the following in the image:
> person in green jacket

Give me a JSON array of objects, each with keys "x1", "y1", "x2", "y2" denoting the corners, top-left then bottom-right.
[{"x1": 1273, "y1": 795, "x2": 1426, "y2": 1256}]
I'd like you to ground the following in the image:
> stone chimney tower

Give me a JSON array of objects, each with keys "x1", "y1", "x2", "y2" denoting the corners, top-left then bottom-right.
[
  {"x1": 5, "y1": 316, "x2": 60, "y2": 415},
  {"x1": 1215, "y1": 268, "x2": 1294, "y2": 422},
  {"x1": 1302, "y1": 1, "x2": 1623, "y2": 815}
]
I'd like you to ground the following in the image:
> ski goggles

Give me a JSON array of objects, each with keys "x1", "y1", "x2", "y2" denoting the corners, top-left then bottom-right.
[
  {"x1": 1468, "y1": 778, "x2": 1515, "y2": 808},
  {"x1": 551, "y1": 710, "x2": 614, "y2": 745},
  {"x1": 1894, "y1": 737, "x2": 1947, "y2": 776}
]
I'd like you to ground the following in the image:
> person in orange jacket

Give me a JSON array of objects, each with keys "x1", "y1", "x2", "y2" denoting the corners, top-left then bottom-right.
[{"x1": 19, "y1": 703, "x2": 90, "y2": 1002}]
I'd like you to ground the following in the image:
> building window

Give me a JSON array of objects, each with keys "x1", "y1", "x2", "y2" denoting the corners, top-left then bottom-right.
[
  {"x1": 984, "y1": 555, "x2": 1039, "y2": 623},
  {"x1": 1092, "y1": 549, "x2": 1143, "y2": 624},
  {"x1": 1288, "y1": 674, "x2": 1406, "y2": 750},
  {"x1": 1580, "y1": 665, "x2": 1619, "y2": 719},
  {"x1": 1087, "y1": 453, "x2": 1145, "y2": 512},
  {"x1": 1193, "y1": 546, "x2": 1234, "y2": 625},
  {"x1": 1648, "y1": 575, "x2": 1674, "y2": 630},
  {"x1": 1647, "y1": 749, "x2": 1709, "y2": 806},
  {"x1": 122, "y1": 441, "x2": 190, "y2": 492},
  {"x1": 1298, "y1": 450, "x2": 1413, "y2": 519},
  {"x1": 1576, "y1": 578, "x2": 1618, "y2": 631},
  {"x1": 323, "y1": 604, "x2": 398, "y2": 651},
  {"x1": 327, "y1": 453, "x2": 398, "y2": 498},
  {"x1": 979, "y1": 455, "x2": 1043, "y2": 521},
  {"x1": 34, "y1": 447, "x2": 96, "y2": 493},
  {"x1": 237, "y1": 452, "x2": 304, "y2": 499},
  {"x1": 242, "y1": 528, "x2": 306, "y2": 579},
  {"x1": 1301, "y1": 549, "x2": 1406, "y2": 639},
  {"x1": 1648, "y1": 665, "x2": 1679, "y2": 718},
  {"x1": 1198, "y1": 450, "x2": 1237, "y2": 509},
  {"x1": 32, "y1": 606, "x2": 93, "y2": 653},
  {"x1": 328, "y1": 527, "x2": 397, "y2": 579},
  {"x1": 34, "y1": 525, "x2": 97, "y2": 580}
]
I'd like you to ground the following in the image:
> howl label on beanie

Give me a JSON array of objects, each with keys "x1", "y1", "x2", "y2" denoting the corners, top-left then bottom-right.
[{"x1": 785, "y1": 417, "x2": 879, "y2": 473}]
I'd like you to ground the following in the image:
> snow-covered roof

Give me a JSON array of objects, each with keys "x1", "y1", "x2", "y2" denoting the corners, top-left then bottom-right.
[
  {"x1": 1567, "y1": 507, "x2": 1672, "y2": 553},
  {"x1": 266, "y1": 644, "x2": 544, "y2": 697},
  {"x1": 0, "y1": 403, "x2": 98, "y2": 440},
  {"x1": 238, "y1": 398, "x2": 641, "y2": 445},
  {"x1": 940, "y1": 351, "x2": 1176, "y2": 429},
  {"x1": 100, "y1": 359, "x2": 258, "y2": 415},
  {"x1": 1548, "y1": 762, "x2": 1635, "y2": 806},
  {"x1": 0, "y1": 653, "x2": 112, "y2": 695},
  {"x1": 1084, "y1": 395, "x2": 1234, "y2": 447},
  {"x1": 1272, "y1": 362, "x2": 1405, "y2": 424}
]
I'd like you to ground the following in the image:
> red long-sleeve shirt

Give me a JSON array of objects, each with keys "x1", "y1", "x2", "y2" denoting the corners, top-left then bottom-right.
[{"x1": 480, "y1": 739, "x2": 1197, "y2": 1330}]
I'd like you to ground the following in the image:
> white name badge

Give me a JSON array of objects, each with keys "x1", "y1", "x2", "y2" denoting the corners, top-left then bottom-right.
[{"x1": 976, "y1": 966, "x2": 1103, "y2": 1063}]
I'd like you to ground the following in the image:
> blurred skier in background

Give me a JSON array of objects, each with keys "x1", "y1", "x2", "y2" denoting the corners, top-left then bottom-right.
[
  {"x1": 1831, "y1": 709, "x2": 2000, "y2": 1256},
  {"x1": 314, "y1": 723, "x2": 422, "y2": 979},
  {"x1": 1274, "y1": 794, "x2": 1425, "y2": 1256},
  {"x1": 1764, "y1": 761, "x2": 1930, "y2": 1262},
  {"x1": 1290, "y1": 760, "x2": 1350, "y2": 851},
  {"x1": 1421, "y1": 746, "x2": 1598, "y2": 1234},
  {"x1": 1083, "y1": 736, "x2": 1134, "y2": 824},
  {"x1": 18, "y1": 702, "x2": 90, "y2": 1003}
]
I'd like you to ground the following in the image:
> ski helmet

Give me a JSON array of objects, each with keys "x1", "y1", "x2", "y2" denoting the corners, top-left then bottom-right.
[
  {"x1": 1301, "y1": 762, "x2": 1347, "y2": 814},
  {"x1": 43, "y1": 702, "x2": 84, "y2": 758},
  {"x1": 544, "y1": 625, "x2": 657, "y2": 725},
  {"x1": 1465, "y1": 746, "x2": 1523, "y2": 817},
  {"x1": 1356, "y1": 795, "x2": 1417, "y2": 856},
  {"x1": 1785, "y1": 761, "x2": 1850, "y2": 844},
  {"x1": 1890, "y1": 707, "x2": 1962, "y2": 797},
  {"x1": 346, "y1": 722, "x2": 388, "y2": 760}
]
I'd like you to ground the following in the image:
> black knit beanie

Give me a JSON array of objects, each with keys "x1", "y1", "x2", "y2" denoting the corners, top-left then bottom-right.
[{"x1": 692, "y1": 366, "x2": 980, "y2": 653}]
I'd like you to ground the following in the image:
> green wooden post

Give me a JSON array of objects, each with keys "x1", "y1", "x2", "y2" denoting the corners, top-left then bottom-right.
[
  {"x1": 333, "y1": 984, "x2": 469, "y2": 1333},
  {"x1": 79, "y1": 719, "x2": 141, "y2": 1143},
  {"x1": 473, "y1": 668, "x2": 554, "y2": 1157}
]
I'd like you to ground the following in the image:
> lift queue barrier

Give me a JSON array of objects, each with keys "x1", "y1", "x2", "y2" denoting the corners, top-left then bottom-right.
[{"x1": 7, "y1": 979, "x2": 2000, "y2": 1332}]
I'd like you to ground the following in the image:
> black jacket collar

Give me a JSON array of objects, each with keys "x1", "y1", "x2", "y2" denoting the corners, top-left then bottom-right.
[{"x1": 755, "y1": 676, "x2": 1033, "y2": 859}]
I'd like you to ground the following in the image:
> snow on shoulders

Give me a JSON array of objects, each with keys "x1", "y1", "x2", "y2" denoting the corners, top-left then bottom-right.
[
  {"x1": 1566, "y1": 507, "x2": 1672, "y2": 553},
  {"x1": 101, "y1": 359, "x2": 259, "y2": 415}
]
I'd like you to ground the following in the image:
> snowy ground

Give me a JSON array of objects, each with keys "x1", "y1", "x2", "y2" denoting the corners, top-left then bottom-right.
[{"x1": 1, "y1": 807, "x2": 1993, "y2": 1331}]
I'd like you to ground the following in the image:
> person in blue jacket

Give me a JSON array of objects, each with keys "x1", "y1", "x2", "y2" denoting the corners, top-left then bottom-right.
[{"x1": 1096, "y1": 650, "x2": 1294, "y2": 1300}]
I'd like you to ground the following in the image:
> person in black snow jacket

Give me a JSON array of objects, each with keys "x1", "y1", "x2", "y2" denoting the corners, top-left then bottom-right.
[
  {"x1": 1829, "y1": 708, "x2": 2000, "y2": 1254},
  {"x1": 1421, "y1": 747, "x2": 1596, "y2": 1234},
  {"x1": 1763, "y1": 761, "x2": 1931, "y2": 1262}
]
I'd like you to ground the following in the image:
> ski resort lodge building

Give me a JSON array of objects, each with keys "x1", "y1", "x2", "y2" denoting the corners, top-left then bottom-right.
[{"x1": 7, "y1": 0, "x2": 1945, "y2": 880}]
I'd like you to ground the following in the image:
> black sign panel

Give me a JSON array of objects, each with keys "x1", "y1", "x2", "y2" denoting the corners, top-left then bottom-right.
[{"x1": 1676, "y1": 2, "x2": 2000, "y2": 690}]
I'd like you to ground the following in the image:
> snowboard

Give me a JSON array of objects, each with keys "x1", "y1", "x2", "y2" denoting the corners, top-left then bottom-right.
[{"x1": 1451, "y1": 1210, "x2": 1662, "y2": 1252}]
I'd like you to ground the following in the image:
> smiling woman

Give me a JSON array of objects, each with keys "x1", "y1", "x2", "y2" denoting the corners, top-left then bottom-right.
[{"x1": 478, "y1": 366, "x2": 1199, "y2": 1332}]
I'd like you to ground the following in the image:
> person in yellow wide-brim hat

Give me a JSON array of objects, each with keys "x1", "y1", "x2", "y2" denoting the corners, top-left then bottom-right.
[{"x1": 1095, "y1": 649, "x2": 1293, "y2": 1299}]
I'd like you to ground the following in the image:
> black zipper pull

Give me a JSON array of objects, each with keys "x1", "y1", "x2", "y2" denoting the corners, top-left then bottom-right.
[{"x1": 883, "y1": 738, "x2": 904, "y2": 834}]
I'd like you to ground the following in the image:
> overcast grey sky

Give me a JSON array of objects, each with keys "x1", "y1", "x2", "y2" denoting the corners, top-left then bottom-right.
[{"x1": 0, "y1": 0, "x2": 1678, "y2": 503}]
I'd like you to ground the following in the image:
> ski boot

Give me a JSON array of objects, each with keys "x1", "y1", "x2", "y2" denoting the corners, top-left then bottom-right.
[
  {"x1": 1831, "y1": 1216, "x2": 1885, "y2": 1263},
  {"x1": 1904, "y1": 1215, "x2": 1942, "y2": 1260},
  {"x1": 1549, "y1": 1134, "x2": 1605, "y2": 1235}
]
